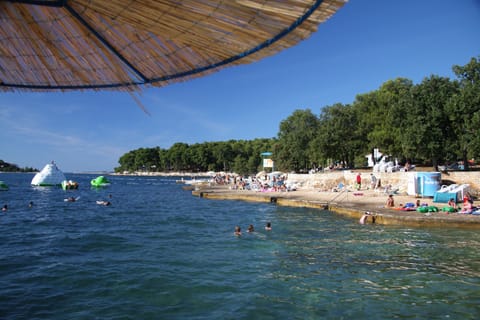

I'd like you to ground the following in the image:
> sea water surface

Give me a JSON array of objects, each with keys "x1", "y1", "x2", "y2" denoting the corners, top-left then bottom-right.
[{"x1": 0, "y1": 173, "x2": 479, "y2": 319}]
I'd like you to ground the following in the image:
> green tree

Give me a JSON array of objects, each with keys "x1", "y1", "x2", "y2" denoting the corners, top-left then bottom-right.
[
  {"x1": 274, "y1": 109, "x2": 319, "y2": 172},
  {"x1": 134, "y1": 147, "x2": 160, "y2": 171},
  {"x1": 116, "y1": 151, "x2": 136, "y2": 172},
  {"x1": 405, "y1": 76, "x2": 458, "y2": 169},
  {"x1": 354, "y1": 78, "x2": 414, "y2": 162},
  {"x1": 168, "y1": 143, "x2": 190, "y2": 171},
  {"x1": 157, "y1": 148, "x2": 169, "y2": 171},
  {"x1": 229, "y1": 140, "x2": 249, "y2": 174},
  {"x1": 314, "y1": 103, "x2": 360, "y2": 168},
  {"x1": 188, "y1": 143, "x2": 211, "y2": 172},
  {"x1": 446, "y1": 56, "x2": 480, "y2": 170}
]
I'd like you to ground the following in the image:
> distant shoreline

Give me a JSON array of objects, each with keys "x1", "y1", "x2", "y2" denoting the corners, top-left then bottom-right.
[{"x1": 112, "y1": 171, "x2": 216, "y2": 177}]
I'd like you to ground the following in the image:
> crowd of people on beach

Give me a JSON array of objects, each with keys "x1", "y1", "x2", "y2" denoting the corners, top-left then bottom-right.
[
  {"x1": 211, "y1": 170, "x2": 479, "y2": 219},
  {"x1": 383, "y1": 193, "x2": 479, "y2": 215},
  {"x1": 361, "y1": 192, "x2": 479, "y2": 224},
  {"x1": 211, "y1": 173, "x2": 293, "y2": 192}
]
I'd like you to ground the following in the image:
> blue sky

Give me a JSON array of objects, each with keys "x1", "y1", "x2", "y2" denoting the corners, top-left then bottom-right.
[{"x1": 1, "y1": 0, "x2": 479, "y2": 172}]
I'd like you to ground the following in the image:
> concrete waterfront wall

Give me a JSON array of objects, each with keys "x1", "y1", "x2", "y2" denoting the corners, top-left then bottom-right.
[
  {"x1": 287, "y1": 170, "x2": 480, "y2": 194},
  {"x1": 192, "y1": 187, "x2": 480, "y2": 229}
]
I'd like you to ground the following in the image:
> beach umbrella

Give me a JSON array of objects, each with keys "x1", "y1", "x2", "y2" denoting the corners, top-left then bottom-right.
[{"x1": 0, "y1": 0, "x2": 347, "y2": 92}]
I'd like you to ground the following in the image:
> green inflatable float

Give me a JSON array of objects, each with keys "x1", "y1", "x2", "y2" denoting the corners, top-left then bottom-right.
[
  {"x1": 91, "y1": 176, "x2": 111, "y2": 187},
  {"x1": 0, "y1": 181, "x2": 8, "y2": 191},
  {"x1": 416, "y1": 206, "x2": 439, "y2": 213},
  {"x1": 442, "y1": 206, "x2": 457, "y2": 213}
]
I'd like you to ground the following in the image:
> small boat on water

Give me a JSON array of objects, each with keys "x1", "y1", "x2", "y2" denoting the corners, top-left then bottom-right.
[
  {"x1": 62, "y1": 180, "x2": 79, "y2": 190},
  {"x1": 91, "y1": 175, "x2": 111, "y2": 187},
  {"x1": 31, "y1": 161, "x2": 66, "y2": 186},
  {"x1": 0, "y1": 181, "x2": 8, "y2": 191}
]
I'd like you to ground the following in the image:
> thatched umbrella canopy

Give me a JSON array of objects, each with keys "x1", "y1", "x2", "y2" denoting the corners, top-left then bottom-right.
[{"x1": 0, "y1": 0, "x2": 347, "y2": 92}]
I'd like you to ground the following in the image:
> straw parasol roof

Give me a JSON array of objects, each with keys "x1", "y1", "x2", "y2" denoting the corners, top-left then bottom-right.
[{"x1": 0, "y1": 0, "x2": 347, "y2": 92}]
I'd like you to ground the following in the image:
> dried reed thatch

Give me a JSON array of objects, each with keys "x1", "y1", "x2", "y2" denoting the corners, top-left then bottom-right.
[{"x1": 0, "y1": 0, "x2": 347, "y2": 92}]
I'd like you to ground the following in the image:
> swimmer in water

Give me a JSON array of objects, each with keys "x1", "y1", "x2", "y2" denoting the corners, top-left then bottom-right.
[{"x1": 234, "y1": 226, "x2": 241, "y2": 236}]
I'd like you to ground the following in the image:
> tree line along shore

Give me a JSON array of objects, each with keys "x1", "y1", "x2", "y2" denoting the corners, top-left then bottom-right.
[
  {"x1": 2, "y1": 57, "x2": 479, "y2": 178},
  {"x1": 114, "y1": 56, "x2": 480, "y2": 177}
]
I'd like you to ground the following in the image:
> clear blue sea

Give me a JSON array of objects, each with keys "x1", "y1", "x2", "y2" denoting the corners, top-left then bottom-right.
[{"x1": 0, "y1": 173, "x2": 479, "y2": 319}]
